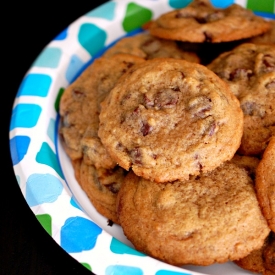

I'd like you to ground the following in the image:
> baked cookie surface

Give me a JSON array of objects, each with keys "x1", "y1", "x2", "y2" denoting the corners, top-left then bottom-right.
[
  {"x1": 116, "y1": 160, "x2": 270, "y2": 266},
  {"x1": 77, "y1": 160, "x2": 127, "y2": 224},
  {"x1": 234, "y1": 232, "x2": 275, "y2": 275},
  {"x1": 98, "y1": 58, "x2": 243, "y2": 182},
  {"x1": 256, "y1": 136, "x2": 275, "y2": 232},
  {"x1": 208, "y1": 43, "x2": 275, "y2": 156},
  {"x1": 59, "y1": 53, "x2": 145, "y2": 168},
  {"x1": 248, "y1": 20, "x2": 275, "y2": 45},
  {"x1": 103, "y1": 32, "x2": 200, "y2": 63},
  {"x1": 146, "y1": 0, "x2": 271, "y2": 43}
]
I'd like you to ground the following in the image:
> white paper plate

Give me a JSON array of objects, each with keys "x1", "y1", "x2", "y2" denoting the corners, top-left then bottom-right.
[{"x1": 9, "y1": 0, "x2": 275, "y2": 274}]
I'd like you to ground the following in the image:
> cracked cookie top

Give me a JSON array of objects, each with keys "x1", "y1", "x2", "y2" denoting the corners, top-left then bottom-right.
[
  {"x1": 98, "y1": 58, "x2": 243, "y2": 182},
  {"x1": 145, "y1": 0, "x2": 271, "y2": 43}
]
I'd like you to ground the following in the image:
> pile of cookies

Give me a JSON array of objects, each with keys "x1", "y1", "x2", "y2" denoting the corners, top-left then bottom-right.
[{"x1": 59, "y1": 0, "x2": 274, "y2": 273}]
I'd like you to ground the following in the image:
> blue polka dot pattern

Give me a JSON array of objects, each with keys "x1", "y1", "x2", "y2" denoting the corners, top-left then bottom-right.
[
  {"x1": 33, "y1": 47, "x2": 62, "y2": 68},
  {"x1": 106, "y1": 265, "x2": 143, "y2": 275},
  {"x1": 17, "y1": 74, "x2": 52, "y2": 97},
  {"x1": 10, "y1": 135, "x2": 30, "y2": 165},
  {"x1": 54, "y1": 28, "x2": 68, "y2": 40},
  {"x1": 26, "y1": 173, "x2": 63, "y2": 207},
  {"x1": 70, "y1": 198, "x2": 82, "y2": 210},
  {"x1": 168, "y1": 0, "x2": 192, "y2": 8},
  {"x1": 86, "y1": 1, "x2": 116, "y2": 20},
  {"x1": 65, "y1": 54, "x2": 85, "y2": 83},
  {"x1": 36, "y1": 142, "x2": 64, "y2": 179},
  {"x1": 61, "y1": 217, "x2": 102, "y2": 253},
  {"x1": 110, "y1": 238, "x2": 145, "y2": 256},
  {"x1": 10, "y1": 103, "x2": 42, "y2": 130},
  {"x1": 211, "y1": 0, "x2": 234, "y2": 8},
  {"x1": 78, "y1": 23, "x2": 107, "y2": 57},
  {"x1": 9, "y1": 1, "x2": 273, "y2": 275}
]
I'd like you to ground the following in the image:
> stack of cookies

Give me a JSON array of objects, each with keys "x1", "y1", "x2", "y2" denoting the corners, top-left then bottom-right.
[{"x1": 59, "y1": 0, "x2": 274, "y2": 273}]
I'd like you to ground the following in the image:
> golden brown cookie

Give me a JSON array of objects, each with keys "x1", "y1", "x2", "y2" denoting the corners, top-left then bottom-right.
[
  {"x1": 98, "y1": 58, "x2": 243, "y2": 183},
  {"x1": 103, "y1": 32, "x2": 200, "y2": 63},
  {"x1": 116, "y1": 160, "x2": 270, "y2": 266},
  {"x1": 234, "y1": 232, "x2": 275, "y2": 275},
  {"x1": 77, "y1": 160, "x2": 127, "y2": 224},
  {"x1": 146, "y1": 0, "x2": 271, "y2": 43},
  {"x1": 256, "y1": 136, "x2": 275, "y2": 232},
  {"x1": 230, "y1": 154, "x2": 260, "y2": 179},
  {"x1": 207, "y1": 43, "x2": 275, "y2": 156},
  {"x1": 59, "y1": 53, "x2": 145, "y2": 168},
  {"x1": 248, "y1": 20, "x2": 275, "y2": 45}
]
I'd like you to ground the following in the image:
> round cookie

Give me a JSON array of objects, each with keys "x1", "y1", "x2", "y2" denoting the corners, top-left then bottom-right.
[
  {"x1": 146, "y1": 0, "x2": 271, "y2": 43},
  {"x1": 98, "y1": 58, "x2": 243, "y2": 182},
  {"x1": 207, "y1": 43, "x2": 275, "y2": 156},
  {"x1": 256, "y1": 136, "x2": 275, "y2": 232},
  {"x1": 59, "y1": 53, "x2": 145, "y2": 168},
  {"x1": 103, "y1": 32, "x2": 200, "y2": 63},
  {"x1": 77, "y1": 160, "x2": 127, "y2": 224},
  {"x1": 234, "y1": 232, "x2": 275, "y2": 275},
  {"x1": 116, "y1": 161, "x2": 270, "y2": 266}
]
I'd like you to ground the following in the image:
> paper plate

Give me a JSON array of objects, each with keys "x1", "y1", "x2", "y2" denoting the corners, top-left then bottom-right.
[{"x1": 9, "y1": 0, "x2": 275, "y2": 274}]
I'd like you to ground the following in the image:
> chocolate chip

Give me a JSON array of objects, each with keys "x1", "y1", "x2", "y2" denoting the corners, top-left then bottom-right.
[
  {"x1": 172, "y1": 86, "x2": 181, "y2": 92},
  {"x1": 262, "y1": 54, "x2": 275, "y2": 73},
  {"x1": 144, "y1": 94, "x2": 154, "y2": 108},
  {"x1": 141, "y1": 38, "x2": 161, "y2": 55},
  {"x1": 188, "y1": 96, "x2": 212, "y2": 118},
  {"x1": 266, "y1": 80, "x2": 275, "y2": 89},
  {"x1": 129, "y1": 148, "x2": 142, "y2": 165},
  {"x1": 141, "y1": 121, "x2": 153, "y2": 136},
  {"x1": 155, "y1": 89, "x2": 179, "y2": 109},
  {"x1": 195, "y1": 17, "x2": 207, "y2": 24},
  {"x1": 203, "y1": 31, "x2": 213, "y2": 42},
  {"x1": 144, "y1": 89, "x2": 179, "y2": 109},
  {"x1": 208, "y1": 122, "x2": 216, "y2": 136},
  {"x1": 229, "y1": 68, "x2": 253, "y2": 81},
  {"x1": 116, "y1": 142, "x2": 124, "y2": 151},
  {"x1": 105, "y1": 182, "x2": 120, "y2": 194},
  {"x1": 241, "y1": 101, "x2": 265, "y2": 118},
  {"x1": 241, "y1": 101, "x2": 256, "y2": 116},
  {"x1": 72, "y1": 89, "x2": 85, "y2": 100},
  {"x1": 122, "y1": 61, "x2": 134, "y2": 69},
  {"x1": 206, "y1": 11, "x2": 224, "y2": 22}
]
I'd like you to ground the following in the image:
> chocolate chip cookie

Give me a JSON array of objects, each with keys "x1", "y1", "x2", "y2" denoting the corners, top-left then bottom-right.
[
  {"x1": 146, "y1": 0, "x2": 271, "y2": 43},
  {"x1": 59, "y1": 53, "x2": 145, "y2": 168},
  {"x1": 208, "y1": 43, "x2": 275, "y2": 156},
  {"x1": 98, "y1": 58, "x2": 243, "y2": 182},
  {"x1": 103, "y1": 32, "x2": 200, "y2": 63},
  {"x1": 77, "y1": 160, "x2": 127, "y2": 224},
  {"x1": 116, "y1": 159, "x2": 270, "y2": 266},
  {"x1": 256, "y1": 136, "x2": 275, "y2": 232}
]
